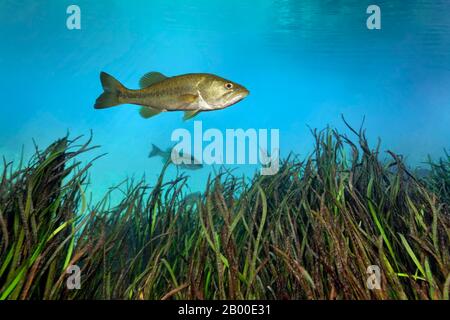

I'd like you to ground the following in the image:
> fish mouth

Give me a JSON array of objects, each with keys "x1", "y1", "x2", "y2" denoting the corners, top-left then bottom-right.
[{"x1": 228, "y1": 89, "x2": 249, "y2": 106}]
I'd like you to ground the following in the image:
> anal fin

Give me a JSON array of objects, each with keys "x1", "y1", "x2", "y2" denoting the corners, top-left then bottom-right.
[{"x1": 139, "y1": 106, "x2": 161, "y2": 119}]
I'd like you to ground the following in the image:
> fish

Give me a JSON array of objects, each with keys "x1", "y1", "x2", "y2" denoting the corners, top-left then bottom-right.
[
  {"x1": 414, "y1": 168, "x2": 432, "y2": 179},
  {"x1": 181, "y1": 192, "x2": 202, "y2": 207},
  {"x1": 149, "y1": 144, "x2": 203, "y2": 170},
  {"x1": 94, "y1": 71, "x2": 249, "y2": 120}
]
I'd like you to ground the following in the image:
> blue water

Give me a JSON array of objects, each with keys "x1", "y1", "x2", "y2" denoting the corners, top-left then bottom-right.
[{"x1": 1, "y1": 0, "x2": 449, "y2": 200}]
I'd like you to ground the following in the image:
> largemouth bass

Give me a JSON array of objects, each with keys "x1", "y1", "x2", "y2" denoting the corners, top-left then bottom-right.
[
  {"x1": 149, "y1": 144, "x2": 202, "y2": 170},
  {"x1": 94, "y1": 71, "x2": 249, "y2": 120}
]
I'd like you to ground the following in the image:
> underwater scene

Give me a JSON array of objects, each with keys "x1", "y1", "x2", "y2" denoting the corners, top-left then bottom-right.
[{"x1": 0, "y1": 0, "x2": 449, "y2": 300}]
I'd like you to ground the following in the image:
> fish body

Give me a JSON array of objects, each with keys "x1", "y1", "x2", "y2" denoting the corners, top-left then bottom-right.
[
  {"x1": 149, "y1": 144, "x2": 203, "y2": 170},
  {"x1": 182, "y1": 192, "x2": 202, "y2": 207},
  {"x1": 94, "y1": 71, "x2": 249, "y2": 120}
]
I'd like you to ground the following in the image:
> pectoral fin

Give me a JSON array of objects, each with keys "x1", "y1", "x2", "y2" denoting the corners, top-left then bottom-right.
[
  {"x1": 183, "y1": 110, "x2": 201, "y2": 121},
  {"x1": 179, "y1": 94, "x2": 198, "y2": 105},
  {"x1": 139, "y1": 106, "x2": 161, "y2": 119}
]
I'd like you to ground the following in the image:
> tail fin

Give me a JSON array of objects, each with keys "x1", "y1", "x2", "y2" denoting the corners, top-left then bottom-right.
[
  {"x1": 149, "y1": 144, "x2": 163, "y2": 158},
  {"x1": 94, "y1": 72, "x2": 126, "y2": 109}
]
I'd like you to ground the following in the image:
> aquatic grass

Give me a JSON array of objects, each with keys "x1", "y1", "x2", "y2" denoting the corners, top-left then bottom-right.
[{"x1": 0, "y1": 122, "x2": 449, "y2": 300}]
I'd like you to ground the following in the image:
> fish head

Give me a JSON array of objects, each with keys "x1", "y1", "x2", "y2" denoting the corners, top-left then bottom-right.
[{"x1": 200, "y1": 75, "x2": 250, "y2": 109}]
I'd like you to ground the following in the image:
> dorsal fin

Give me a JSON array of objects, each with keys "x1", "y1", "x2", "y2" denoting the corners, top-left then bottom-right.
[{"x1": 139, "y1": 72, "x2": 168, "y2": 88}]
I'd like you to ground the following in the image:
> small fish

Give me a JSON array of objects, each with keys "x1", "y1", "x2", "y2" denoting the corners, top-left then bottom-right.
[
  {"x1": 414, "y1": 167, "x2": 432, "y2": 179},
  {"x1": 94, "y1": 71, "x2": 249, "y2": 120},
  {"x1": 182, "y1": 192, "x2": 202, "y2": 207},
  {"x1": 149, "y1": 144, "x2": 203, "y2": 170}
]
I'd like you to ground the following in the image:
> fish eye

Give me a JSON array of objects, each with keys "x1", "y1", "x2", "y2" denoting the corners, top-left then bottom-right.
[{"x1": 225, "y1": 82, "x2": 233, "y2": 90}]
